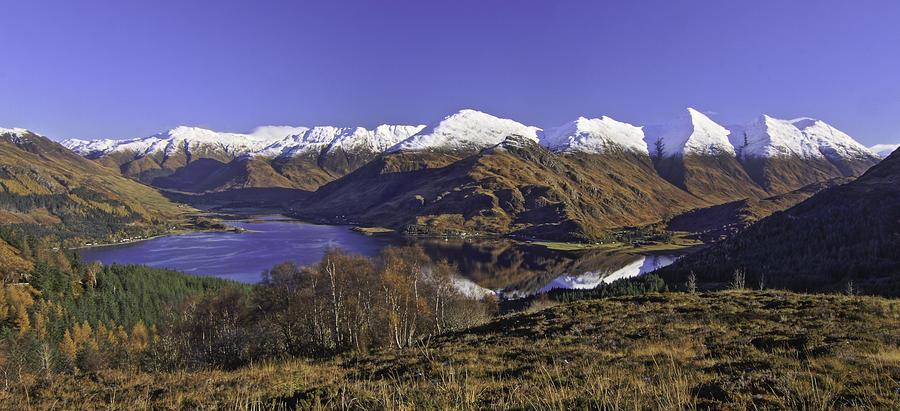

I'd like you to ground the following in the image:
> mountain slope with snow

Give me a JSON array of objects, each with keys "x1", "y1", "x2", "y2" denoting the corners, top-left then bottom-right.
[
  {"x1": 541, "y1": 116, "x2": 648, "y2": 155},
  {"x1": 731, "y1": 115, "x2": 878, "y2": 162},
  {"x1": 387, "y1": 110, "x2": 540, "y2": 153},
  {"x1": 644, "y1": 108, "x2": 736, "y2": 158},
  {"x1": 63, "y1": 126, "x2": 310, "y2": 159},
  {"x1": 728, "y1": 115, "x2": 881, "y2": 192},
  {"x1": 870, "y1": 144, "x2": 899, "y2": 158},
  {"x1": 257, "y1": 125, "x2": 424, "y2": 159},
  {"x1": 640, "y1": 108, "x2": 763, "y2": 203}
]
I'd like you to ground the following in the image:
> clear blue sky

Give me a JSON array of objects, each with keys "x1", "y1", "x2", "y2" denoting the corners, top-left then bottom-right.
[{"x1": 1, "y1": 0, "x2": 898, "y2": 146}]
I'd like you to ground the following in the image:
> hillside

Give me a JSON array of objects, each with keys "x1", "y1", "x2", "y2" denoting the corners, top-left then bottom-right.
[
  {"x1": 658, "y1": 148, "x2": 900, "y2": 296},
  {"x1": 666, "y1": 177, "x2": 851, "y2": 242},
  {"x1": 646, "y1": 108, "x2": 768, "y2": 203},
  {"x1": 6, "y1": 291, "x2": 898, "y2": 409},
  {"x1": 0, "y1": 128, "x2": 187, "y2": 244},
  {"x1": 296, "y1": 136, "x2": 706, "y2": 241}
]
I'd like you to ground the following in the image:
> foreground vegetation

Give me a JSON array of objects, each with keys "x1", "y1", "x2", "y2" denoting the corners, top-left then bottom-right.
[
  {"x1": 3, "y1": 290, "x2": 897, "y2": 409},
  {"x1": 1, "y1": 224, "x2": 897, "y2": 409}
]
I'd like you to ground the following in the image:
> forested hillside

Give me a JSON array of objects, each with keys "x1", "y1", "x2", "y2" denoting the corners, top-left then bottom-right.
[{"x1": 0, "y1": 129, "x2": 187, "y2": 246}]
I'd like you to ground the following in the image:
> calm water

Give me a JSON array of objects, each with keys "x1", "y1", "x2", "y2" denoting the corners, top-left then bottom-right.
[
  {"x1": 80, "y1": 217, "x2": 678, "y2": 295},
  {"x1": 80, "y1": 217, "x2": 396, "y2": 283}
]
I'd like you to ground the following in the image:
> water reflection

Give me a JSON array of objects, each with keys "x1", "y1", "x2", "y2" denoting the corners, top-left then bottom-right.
[{"x1": 80, "y1": 217, "x2": 678, "y2": 297}]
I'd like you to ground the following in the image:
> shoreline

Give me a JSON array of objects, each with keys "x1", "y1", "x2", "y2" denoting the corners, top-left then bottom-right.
[{"x1": 72, "y1": 227, "x2": 248, "y2": 250}]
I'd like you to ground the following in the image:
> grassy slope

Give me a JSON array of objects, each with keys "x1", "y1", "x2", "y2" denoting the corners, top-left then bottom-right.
[
  {"x1": 6, "y1": 291, "x2": 898, "y2": 409},
  {"x1": 0, "y1": 131, "x2": 186, "y2": 222},
  {"x1": 298, "y1": 140, "x2": 707, "y2": 241},
  {"x1": 654, "y1": 153, "x2": 768, "y2": 204}
]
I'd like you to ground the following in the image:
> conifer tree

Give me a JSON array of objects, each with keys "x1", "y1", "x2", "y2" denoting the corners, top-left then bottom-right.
[{"x1": 59, "y1": 329, "x2": 76, "y2": 360}]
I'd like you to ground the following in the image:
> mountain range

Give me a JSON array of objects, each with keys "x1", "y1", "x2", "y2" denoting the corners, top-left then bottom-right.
[
  {"x1": 39, "y1": 108, "x2": 888, "y2": 239},
  {"x1": 61, "y1": 109, "x2": 882, "y2": 191}
]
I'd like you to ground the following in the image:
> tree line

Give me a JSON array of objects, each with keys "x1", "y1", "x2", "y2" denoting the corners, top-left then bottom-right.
[
  {"x1": 0, "y1": 238, "x2": 497, "y2": 378},
  {"x1": 148, "y1": 247, "x2": 497, "y2": 370}
]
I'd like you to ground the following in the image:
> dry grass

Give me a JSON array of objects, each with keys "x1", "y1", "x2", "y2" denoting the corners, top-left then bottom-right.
[{"x1": 3, "y1": 290, "x2": 898, "y2": 409}]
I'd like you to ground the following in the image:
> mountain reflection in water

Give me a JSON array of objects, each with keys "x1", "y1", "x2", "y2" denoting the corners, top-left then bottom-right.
[{"x1": 81, "y1": 218, "x2": 678, "y2": 297}]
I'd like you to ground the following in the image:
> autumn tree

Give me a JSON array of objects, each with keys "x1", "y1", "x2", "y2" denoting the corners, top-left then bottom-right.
[{"x1": 59, "y1": 329, "x2": 76, "y2": 360}]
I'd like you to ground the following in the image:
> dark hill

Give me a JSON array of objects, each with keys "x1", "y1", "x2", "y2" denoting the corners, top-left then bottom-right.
[{"x1": 658, "y1": 148, "x2": 900, "y2": 296}]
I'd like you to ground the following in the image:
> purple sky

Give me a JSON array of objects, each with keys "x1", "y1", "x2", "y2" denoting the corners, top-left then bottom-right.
[{"x1": 1, "y1": 1, "x2": 898, "y2": 146}]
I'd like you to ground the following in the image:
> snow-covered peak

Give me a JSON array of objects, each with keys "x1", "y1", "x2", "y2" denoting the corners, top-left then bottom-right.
[
  {"x1": 734, "y1": 115, "x2": 819, "y2": 159},
  {"x1": 0, "y1": 127, "x2": 37, "y2": 145},
  {"x1": 792, "y1": 119, "x2": 879, "y2": 161},
  {"x1": 644, "y1": 108, "x2": 735, "y2": 157},
  {"x1": 0, "y1": 127, "x2": 32, "y2": 137},
  {"x1": 62, "y1": 123, "x2": 424, "y2": 161},
  {"x1": 541, "y1": 116, "x2": 648, "y2": 155},
  {"x1": 255, "y1": 124, "x2": 425, "y2": 158},
  {"x1": 387, "y1": 109, "x2": 541, "y2": 153},
  {"x1": 62, "y1": 138, "x2": 119, "y2": 154},
  {"x1": 331, "y1": 124, "x2": 425, "y2": 153},
  {"x1": 159, "y1": 126, "x2": 285, "y2": 150},
  {"x1": 870, "y1": 143, "x2": 899, "y2": 158},
  {"x1": 733, "y1": 115, "x2": 877, "y2": 161},
  {"x1": 63, "y1": 125, "x2": 297, "y2": 158}
]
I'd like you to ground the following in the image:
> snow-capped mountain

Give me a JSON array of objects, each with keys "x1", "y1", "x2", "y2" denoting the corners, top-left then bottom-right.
[
  {"x1": 59, "y1": 107, "x2": 879, "y2": 199},
  {"x1": 643, "y1": 108, "x2": 736, "y2": 158},
  {"x1": 61, "y1": 123, "x2": 425, "y2": 192},
  {"x1": 726, "y1": 115, "x2": 881, "y2": 193},
  {"x1": 63, "y1": 126, "x2": 310, "y2": 159},
  {"x1": 731, "y1": 115, "x2": 878, "y2": 162},
  {"x1": 540, "y1": 116, "x2": 649, "y2": 156},
  {"x1": 63, "y1": 108, "x2": 876, "y2": 165},
  {"x1": 870, "y1": 143, "x2": 899, "y2": 158},
  {"x1": 257, "y1": 125, "x2": 424, "y2": 158},
  {"x1": 387, "y1": 109, "x2": 540, "y2": 153},
  {"x1": 62, "y1": 124, "x2": 425, "y2": 161}
]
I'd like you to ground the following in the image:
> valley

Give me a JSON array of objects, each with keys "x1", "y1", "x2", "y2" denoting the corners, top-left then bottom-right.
[
  {"x1": 1, "y1": 109, "x2": 898, "y2": 409},
  {"x1": 77, "y1": 214, "x2": 684, "y2": 297},
  {"x1": 5, "y1": 3, "x2": 900, "y2": 408}
]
